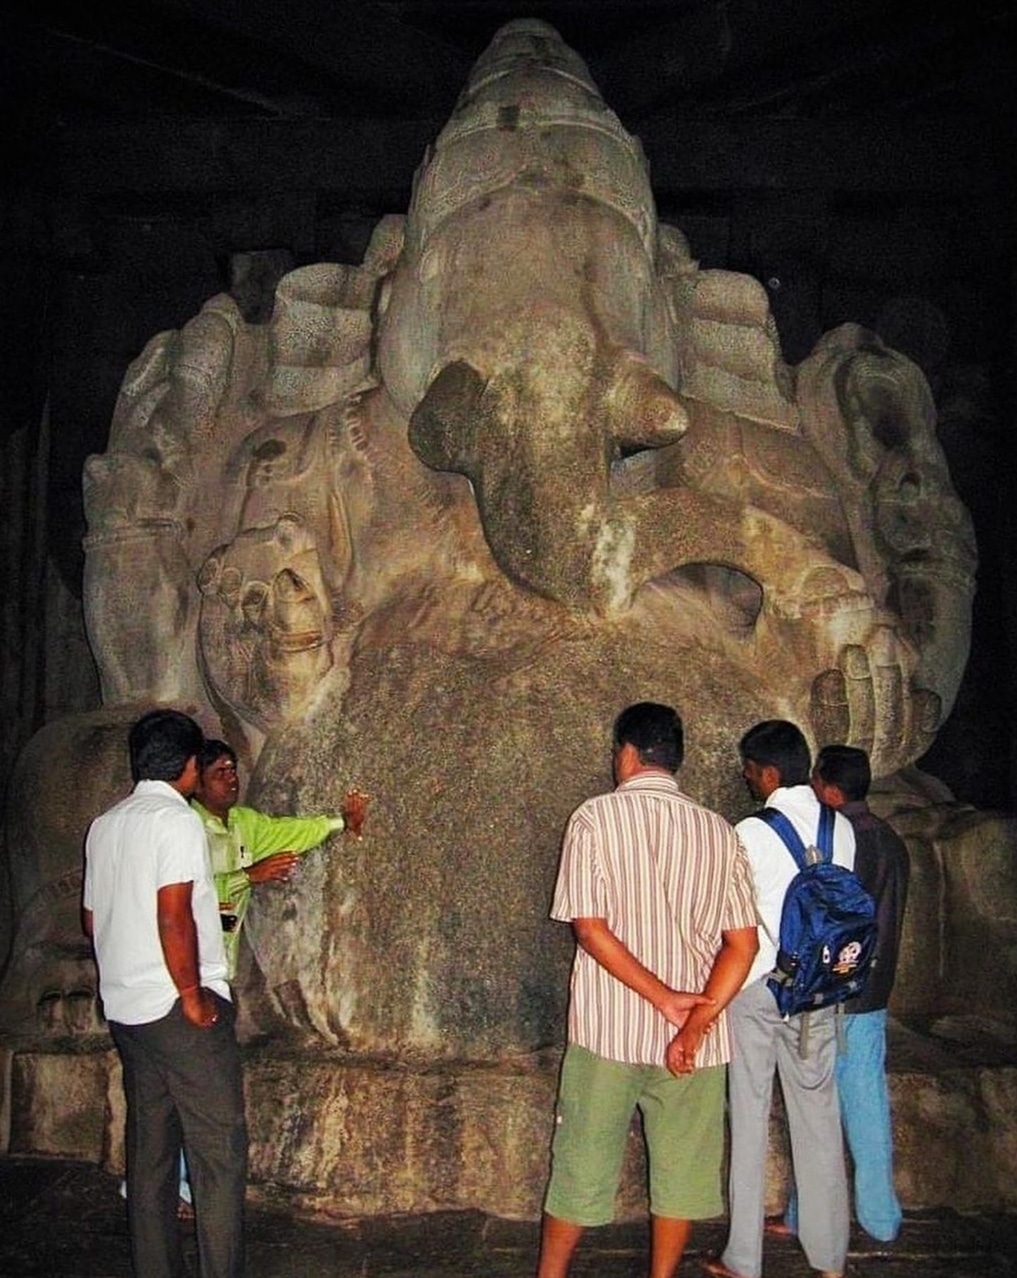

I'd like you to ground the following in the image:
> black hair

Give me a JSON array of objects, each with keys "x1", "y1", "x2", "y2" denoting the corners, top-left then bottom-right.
[
  {"x1": 128, "y1": 709, "x2": 204, "y2": 783},
  {"x1": 814, "y1": 744, "x2": 871, "y2": 802},
  {"x1": 613, "y1": 702, "x2": 684, "y2": 773},
  {"x1": 739, "y1": 719, "x2": 811, "y2": 786},
  {"x1": 198, "y1": 738, "x2": 238, "y2": 772}
]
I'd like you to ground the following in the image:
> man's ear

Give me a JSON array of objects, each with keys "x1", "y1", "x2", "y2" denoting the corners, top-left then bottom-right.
[
  {"x1": 179, "y1": 755, "x2": 200, "y2": 795},
  {"x1": 761, "y1": 763, "x2": 782, "y2": 795},
  {"x1": 613, "y1": 741, "x2": 641, "y2": 781},
  {"x1": 812, "y1": 776, "x2": 843, "y2": 806}
]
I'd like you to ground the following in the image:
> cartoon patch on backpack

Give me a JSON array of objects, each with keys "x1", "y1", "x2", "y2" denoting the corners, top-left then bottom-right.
[{"x1": 832, "y1": 940, "x2": 863, "y2": 976}]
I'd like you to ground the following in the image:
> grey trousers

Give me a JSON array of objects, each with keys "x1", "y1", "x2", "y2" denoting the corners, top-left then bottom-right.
[
  {"x1": 722, "y1": 979, "x2": 848, "y2": 1278},
  {"x1": 112, "y1": 991, "x2": 248, "y2": 1278}
]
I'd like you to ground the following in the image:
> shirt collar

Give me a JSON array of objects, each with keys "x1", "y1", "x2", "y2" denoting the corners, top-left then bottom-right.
[
  {"x1": 617, "y1": 770, "x2": 681, "y2": 794},
  {"x1": 190, "y1": 798, "x2": 229, "y2": 831},
  {"x1": 133, "y1": 778, "x2": 190, "y2": 806},
  {"x1": 764, "y1": 783, "x2": 813, "y2": 806}
]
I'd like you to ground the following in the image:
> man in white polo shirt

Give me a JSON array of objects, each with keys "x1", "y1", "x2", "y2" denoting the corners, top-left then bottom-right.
[
  {"x1": 83, "y1": 709, "x2": 247, "y2": 1278},
  {"x1": 537, "y1": 702, "x2": 759, "y2": 1278},
  {"x1": 704, "y1": 719, "x2": 856, "y2": 1278}
]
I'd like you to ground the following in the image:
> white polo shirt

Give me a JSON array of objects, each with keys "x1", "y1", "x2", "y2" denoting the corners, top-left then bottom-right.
[{"x1": 84, "y1": 780, "x2": 230, "y2": 1024}]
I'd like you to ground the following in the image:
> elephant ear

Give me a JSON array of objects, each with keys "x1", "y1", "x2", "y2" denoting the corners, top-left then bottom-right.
[
  {"x1": 603, "y1": 352, "x2": 689, "y2": 452},
  {"x1": 409, "y1": 360, "x2": 487, "y2": 475}
]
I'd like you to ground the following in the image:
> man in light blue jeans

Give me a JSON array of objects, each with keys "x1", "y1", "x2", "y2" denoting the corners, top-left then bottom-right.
[{"x1": 776, "y1": 744, "x2": 909, "y2": 1244}]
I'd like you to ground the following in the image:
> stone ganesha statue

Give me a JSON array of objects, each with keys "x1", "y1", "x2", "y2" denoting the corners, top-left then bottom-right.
[{"x1": 2, "y1": 21, "x2": 978, "y2": 1052}]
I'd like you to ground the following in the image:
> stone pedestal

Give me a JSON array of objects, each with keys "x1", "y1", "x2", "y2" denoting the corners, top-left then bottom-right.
[{"x1": 3, "y1": 1022, "x2": 1016, "y2": 1220}]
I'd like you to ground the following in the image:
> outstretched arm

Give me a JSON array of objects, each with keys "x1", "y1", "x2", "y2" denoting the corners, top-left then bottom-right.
[
  {"x1": 240, "y1": 787, "x2": 372, "y2": 888},
  {"x1": 241, "y1": 787, "x2": 372, "y2": 866},
  {"x1": 572, "y1": 917, "x2": 713, "y2": 1029}
]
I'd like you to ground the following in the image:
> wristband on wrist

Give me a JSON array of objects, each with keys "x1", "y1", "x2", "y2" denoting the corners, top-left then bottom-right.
[{"x1": 178, "y1": 984, "x2": 200, "y2": 997}]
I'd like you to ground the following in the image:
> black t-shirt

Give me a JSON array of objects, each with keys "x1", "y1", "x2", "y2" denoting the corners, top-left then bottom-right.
[{"x1": 841, "y1": 800, "x2": 910, "y2": 1013}]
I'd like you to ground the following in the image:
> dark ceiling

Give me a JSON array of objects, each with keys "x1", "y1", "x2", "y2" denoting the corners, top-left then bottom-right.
[
  {"x1": 4, "y1": 0, "x2": 1013, "y2": 413},
  {"x1": 6, "y1": 0, "x2": 1015, "y2": 123},
  {"x1": 9, "y1": 1, "x2": 1016, "y2": 164}
]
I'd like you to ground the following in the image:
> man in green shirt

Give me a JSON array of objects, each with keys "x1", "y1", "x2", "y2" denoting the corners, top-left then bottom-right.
[{"x1": 192, "y1": 739, "x2": 369, "y2": 980}]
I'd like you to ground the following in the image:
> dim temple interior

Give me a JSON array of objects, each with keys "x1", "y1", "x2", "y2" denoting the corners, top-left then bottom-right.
[{"x1": 2, "y1": 0, "x2": 1017, "y2": 1247}]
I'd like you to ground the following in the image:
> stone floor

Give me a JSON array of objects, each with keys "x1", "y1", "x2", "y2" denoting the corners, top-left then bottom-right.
[{"x1": 1, "y1": 1156, "x2": 1015, "y2": 1277}]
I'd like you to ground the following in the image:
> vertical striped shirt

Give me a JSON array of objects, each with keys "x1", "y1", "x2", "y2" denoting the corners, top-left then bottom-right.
[{"x1": 551, "y1": 772, "x2": 757, "y2": 1069}]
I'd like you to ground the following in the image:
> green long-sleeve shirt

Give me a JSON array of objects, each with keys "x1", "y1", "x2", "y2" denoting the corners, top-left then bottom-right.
[{"x1": 190, "y1": 800, "x2": 343, "y2": 978}]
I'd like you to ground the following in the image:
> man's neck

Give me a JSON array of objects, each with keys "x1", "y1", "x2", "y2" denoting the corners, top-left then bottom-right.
[
  {"x1": 622, "y1": 763, "x2": 673, "y2": 783},
  {"x1": 195, "y1": 798, "x2": 231, "y2": 822},
  {"x1": 766, "y1": 781, "x2": 809, "y2": 799},
  {"x1": 161, "y1": 778, "x2": 193, "y2": 799}
]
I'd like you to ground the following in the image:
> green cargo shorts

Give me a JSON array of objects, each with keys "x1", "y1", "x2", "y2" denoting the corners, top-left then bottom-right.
[{"x1": 543, "y1": 1043, "x2": 726, "y2": 1226}]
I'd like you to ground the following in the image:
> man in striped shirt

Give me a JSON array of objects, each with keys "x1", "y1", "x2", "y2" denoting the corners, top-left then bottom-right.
[{"x1": 536, "y1": 703, "x2": 759, "y2": 1278}]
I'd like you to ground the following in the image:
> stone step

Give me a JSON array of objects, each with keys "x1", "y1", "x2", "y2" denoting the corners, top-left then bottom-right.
[{"x1": 2, "y1": 1015, "x2": 1015, "y2": 1219}]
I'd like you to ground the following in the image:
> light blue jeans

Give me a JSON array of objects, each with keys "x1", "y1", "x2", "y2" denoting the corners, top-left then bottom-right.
[{"x1": 785, "y1": 1009, "x2": 902, "y2": 1243}]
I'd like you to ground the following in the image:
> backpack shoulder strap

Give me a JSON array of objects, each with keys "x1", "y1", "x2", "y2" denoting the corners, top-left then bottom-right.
[
  {"x1": 752, "y1": 807, "x2": 809, "y2": 873},
  {"x1": 816, "y1": 802, "x2": 835, "y2": 860}
]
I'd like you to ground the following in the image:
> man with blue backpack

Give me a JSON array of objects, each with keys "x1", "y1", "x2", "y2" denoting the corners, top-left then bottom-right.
[{"x1": 704, "y1": 720, "x2": 858, "y2": 1278}]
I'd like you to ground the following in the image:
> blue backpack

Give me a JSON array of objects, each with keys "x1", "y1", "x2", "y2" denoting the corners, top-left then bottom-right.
[{"x1": 756, "y1": 805, "x2": 877, "y2": 1019}]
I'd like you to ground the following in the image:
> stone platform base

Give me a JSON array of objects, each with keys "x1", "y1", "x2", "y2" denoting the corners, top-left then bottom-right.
[{"x1": 2, "y1": 1017, "x2": 1016, "y2": 1220}]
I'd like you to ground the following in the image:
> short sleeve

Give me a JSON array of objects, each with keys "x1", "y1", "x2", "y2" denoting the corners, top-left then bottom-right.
[
  {"x1": 721, "y1": 832, "x2": 759, "y2": 932},
  {"x1": 82, "y1": 825, "x2": 96, "y2": 909},
  {"x1": 154, "y1": 805, "x2": 209, "y2": 887},
  {"x1": 550, "y1": 809, "x2": 607, "y2": 921}
]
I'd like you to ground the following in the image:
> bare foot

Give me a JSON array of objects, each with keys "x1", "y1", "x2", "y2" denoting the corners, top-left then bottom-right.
[{"x1": 701, "y1": 1260, "x2": 748, "y2": 1278}]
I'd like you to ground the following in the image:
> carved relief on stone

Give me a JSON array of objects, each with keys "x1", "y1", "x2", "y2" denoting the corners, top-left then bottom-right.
[
  {"x1": 71, "y1": 19, "x2": 975, "y2": 786},
  {"x1": 797, "y1": 323, "x2": 977, "y2": 711},
  {"x1": 197, "y1": 515, "x2": 334, "y2": 732},
  {"x1": 81, "y1": 296, "x2": 246, "y2": 706}
]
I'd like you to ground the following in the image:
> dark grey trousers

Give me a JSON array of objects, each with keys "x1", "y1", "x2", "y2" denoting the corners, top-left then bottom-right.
[{"x1": 111, "y1": 991, "x2": 248, "y2": 1278}]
